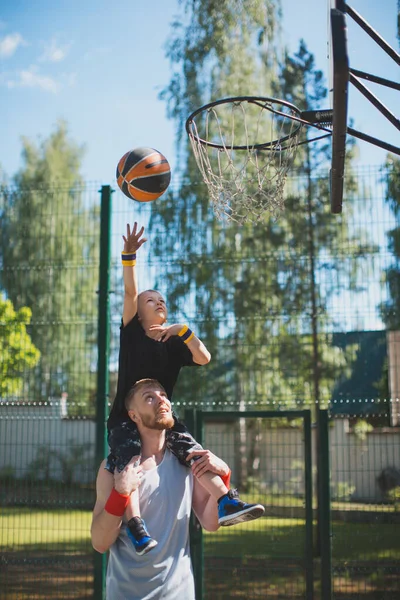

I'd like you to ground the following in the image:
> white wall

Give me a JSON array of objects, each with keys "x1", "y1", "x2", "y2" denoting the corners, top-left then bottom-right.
[{"x1": 1, "y1": 405, "x2": 399, "y2": 501}]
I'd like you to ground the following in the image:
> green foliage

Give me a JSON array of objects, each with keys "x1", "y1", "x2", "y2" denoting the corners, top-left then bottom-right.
[
  {"x1": 0, "y1": 121, "x2": 100, "y2": 410},
  {"x1": 387, "y1": 486, "x2": 400, "y2": 510},
  {"x1": 26, "y1": 440, "x2": 93, "y2": 485},
  {"x1": 52, "y1": 440, "x2": 93, "y2": 486},
  {"x1": 150, "y1": 3, "x2": 379, "y2": 421},
  {"x1": 331, "y1": 481, "x2": 356, "y2": 501},
  {"x1": 0, "y1": 465, "x2": 16, "y2": 484},
  {"x1": 352, "y1": 418, "x2": 374, "y2": 441},
  {"x1": 27, "y1": 445, "x2": 53, "y2": 482},
  {"x1": 161, "y1": 0, "x2": 281, "y2": 147},
  {"x1": 0, "y1": 293, "x2": 40, "y2": 397},
  {"x1": 381, "y1": 155, "x2": 400, "y2": 328}
]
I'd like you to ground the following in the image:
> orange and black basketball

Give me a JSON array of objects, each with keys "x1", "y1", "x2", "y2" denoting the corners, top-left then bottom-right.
[{"x1": 116, "y1": 147, "x2": 171, "y2": 202}]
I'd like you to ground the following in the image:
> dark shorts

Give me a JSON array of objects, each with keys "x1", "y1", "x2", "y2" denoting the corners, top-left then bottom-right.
[{"x1": 106, "y1": 416, "x2": 203, "y2": 473}]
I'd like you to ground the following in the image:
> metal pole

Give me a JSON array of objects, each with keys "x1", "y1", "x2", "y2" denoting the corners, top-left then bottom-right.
[
  {"x1": 319, "y1": 410, "x2": 332, "y2": 600},
  {"x1": 186, "y1": 407, "x2": 204, "y2": 600},
  {"x1": 303, "y1": 410, "x2": 314, "y2": 600},
  {"x1": 93, "y1": 184, "x2": 113, "y2": 600},
  {"x1": 305, "y1": 139, "x2": 322, "y2": 557}
]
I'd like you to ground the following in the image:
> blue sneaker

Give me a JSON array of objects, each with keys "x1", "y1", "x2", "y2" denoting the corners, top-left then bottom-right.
[
  {"x1": 218, "y1": 489, "x2": 265, "y2": 526},
  {"x1": 127, "y1": 517, "x2": 158, "y2": 555}
]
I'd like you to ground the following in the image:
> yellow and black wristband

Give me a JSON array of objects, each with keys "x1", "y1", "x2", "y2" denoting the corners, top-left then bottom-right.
[
  {"x1": 121, "y1": 252, "x2": 137, "y2": 267},
  {"x1": 178, "y1": 324, "x2": 195, "y2": 344}
]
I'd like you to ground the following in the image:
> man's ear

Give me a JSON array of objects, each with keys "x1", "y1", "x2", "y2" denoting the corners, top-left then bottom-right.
[{"x1": 127, "y1": 409, "x2": 138, "y2": 423}]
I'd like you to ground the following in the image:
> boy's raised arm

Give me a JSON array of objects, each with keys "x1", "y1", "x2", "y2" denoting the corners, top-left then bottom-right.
[{"x1": 121, "y1": 222, "x2": 147, "y2": 326}]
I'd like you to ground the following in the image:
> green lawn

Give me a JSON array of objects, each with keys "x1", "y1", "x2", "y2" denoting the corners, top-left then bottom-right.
[
  {"x1": 0, "y1": 507, "x2": 92, "y2": 552},
  {"x1": 204, "y1": 518, "x2": 400, "y2": 561},
  {"x1": 1, "y1": 508, "x2": 399, "y2": 600},
  {"x1": 1, "y1": 507, "x2": 399, "y2": 562}
]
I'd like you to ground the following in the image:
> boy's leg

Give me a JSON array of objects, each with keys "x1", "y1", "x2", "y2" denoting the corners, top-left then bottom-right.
[
  {"x1": 166, "y1": 424, "x2": 265, "y2": 526},
  {"x1": 107, "y1": 422, "x2": 157, "y2": 554}
]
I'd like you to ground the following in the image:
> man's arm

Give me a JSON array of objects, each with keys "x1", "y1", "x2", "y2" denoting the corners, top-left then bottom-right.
[
  {"x1": 121, "y1": 223, "x2": 147, "y2": 326},
  {"x1": 186, "y1": 449, "x2": 230, "y2": 485},
  {"x1": 91, "y1": 457, "x2": 142, "y2": 554},
  {"x1": 91, "y1": 461, "x2": 122, "y2": 553},
  {"x1": 191, "y1": 476, "x2": 220, "y2": 532}
]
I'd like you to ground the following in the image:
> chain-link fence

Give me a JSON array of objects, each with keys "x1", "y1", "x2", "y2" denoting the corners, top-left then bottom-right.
[{"x1": 1, "y1": 165, "x2": 399, "y2": 599}]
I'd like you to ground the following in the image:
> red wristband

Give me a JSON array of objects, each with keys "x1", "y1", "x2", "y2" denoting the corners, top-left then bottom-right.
[
  {"x1": 221, "y1": 469, "x2": 231, "y2": 490},
  {"x1": 104, "y1": 488, "x2": 130, "y2": 516}
]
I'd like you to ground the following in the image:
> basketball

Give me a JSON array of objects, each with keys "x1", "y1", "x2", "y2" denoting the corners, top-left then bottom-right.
[{"x1": 116, "y1": 147, "x2": 171, "y2": 202}]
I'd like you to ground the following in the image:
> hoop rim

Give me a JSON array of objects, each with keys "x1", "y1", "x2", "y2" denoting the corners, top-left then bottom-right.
[{"x1": 185, "y1": 95, "x2": 303, "y2": 150}]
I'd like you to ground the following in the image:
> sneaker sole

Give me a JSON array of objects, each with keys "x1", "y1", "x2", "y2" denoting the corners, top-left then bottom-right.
[
  {"x1": 219, "y1": 504, "x2": 265, "y2": 527},
  {"x1": 136, "y1": 539, "x2": 158, "y2": 556}
]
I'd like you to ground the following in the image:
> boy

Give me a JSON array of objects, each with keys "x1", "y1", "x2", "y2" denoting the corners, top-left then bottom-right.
[{"x1": 106, "y1": 222, "x2": 264, "y2": 554}]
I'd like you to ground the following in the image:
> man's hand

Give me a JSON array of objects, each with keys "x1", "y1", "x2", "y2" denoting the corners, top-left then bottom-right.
[
  {"x1": 113, "y1": 455, "x2": 142, "y2": 496},
  {"x1": 186, "y1": 449, "x2": 230, "y2": 480},
  {"x1": 123, "y1": 222, "x2": 147, "y2": 254}
]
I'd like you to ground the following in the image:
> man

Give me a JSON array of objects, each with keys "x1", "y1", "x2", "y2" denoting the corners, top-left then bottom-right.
[{"x1": 91, "y1": 378, "x2": 229, "y2": 600}]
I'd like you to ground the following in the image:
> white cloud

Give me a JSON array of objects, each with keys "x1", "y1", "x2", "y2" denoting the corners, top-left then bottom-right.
[
  {"x1": 0, "y1": 33, "x2": 25, "y2": 58},
  {"x1": 40, "y1": 38, "x2": 71, "y2": 63},
  {"x1": 6, "y1": 66, "x2": 59, "y2": 93}
]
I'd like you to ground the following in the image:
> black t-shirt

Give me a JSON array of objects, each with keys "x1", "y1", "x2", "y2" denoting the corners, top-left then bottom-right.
[{"x1": 108, "y1": 314, "x2": 197, "y2": 429}]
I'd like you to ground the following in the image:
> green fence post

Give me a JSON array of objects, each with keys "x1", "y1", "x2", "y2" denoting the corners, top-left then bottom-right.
[
  {"x1": 185, "y1": 407, "x2": 204, "y2": 600},
  {"x1": 319, "y1": 409, "x2": 332, "y2": 600},
  {"x1": 93, "y1": 185, "x2": 113, "y2": 600},
  {"x1": 304, "y1": 410, "x2": 314, "y2": 600}
]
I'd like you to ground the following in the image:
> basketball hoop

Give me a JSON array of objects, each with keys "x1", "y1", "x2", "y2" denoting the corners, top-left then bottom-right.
[{"x1": 185, "y1": 96, "x2": 305, "y2": 223}]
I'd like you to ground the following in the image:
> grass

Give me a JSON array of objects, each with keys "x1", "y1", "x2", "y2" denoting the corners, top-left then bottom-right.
[
  {"x1": 204, "y1": 518, "x2": 400, "y2": 562},
  {"x1": 241, "y1": 492, "x2": 396, "y2": 512},
  {"x1": 0, "y1": 507, "x2": 92, "y2": 552},
  {"x1": 1, "y1": 508, "x2": 399, "y2": 599},
  {"x1": 1, "y1": 507, "x2": 399, "y2": 562}
]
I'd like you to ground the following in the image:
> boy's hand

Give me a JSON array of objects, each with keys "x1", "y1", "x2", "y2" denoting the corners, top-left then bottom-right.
[
  {"x1": 186, "y1": 449, "x2": 230, "y2": 480},
  {"x1": 123, "y1": 222, "x2": 147, "y2": 254},
  {"x1": 149, "y1": 323, "x2": 187, "y2": 342},
  {"x1": 113, "y1": 455, "x2": 142, "y2": 495}
]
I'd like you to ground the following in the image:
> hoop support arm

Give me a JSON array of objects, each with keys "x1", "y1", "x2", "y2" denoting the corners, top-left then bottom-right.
[
  {"x1": 349, "y1": 68, "x2": 400, "y2": 92},
  {"x1": 346, "y1": 127, "x2": 400, "y2": 156},
  {"x1": 349, "y1": 73, "x2": 400, "y2": 131},
  {"x1": 344, "y1": 3, "x2": 400, "y2": 66}
]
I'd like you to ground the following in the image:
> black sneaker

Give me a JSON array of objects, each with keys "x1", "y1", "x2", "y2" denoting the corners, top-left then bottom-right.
[
  {"x1": 218, "y1": 489, "x2": 265, "y2": 526},
  {"x1": 127, "y1": 517, "x2": 158, "y2": 555}
]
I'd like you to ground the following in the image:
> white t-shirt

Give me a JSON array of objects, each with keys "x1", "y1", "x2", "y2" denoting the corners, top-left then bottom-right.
[{"x1": 106, "y1": 449, "x2": 195, "y2": 600}]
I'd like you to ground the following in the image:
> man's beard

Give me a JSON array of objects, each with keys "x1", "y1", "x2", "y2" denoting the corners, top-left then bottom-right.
[{"x1": 141, "y1": 412, "x2": 174, "y2": 431}]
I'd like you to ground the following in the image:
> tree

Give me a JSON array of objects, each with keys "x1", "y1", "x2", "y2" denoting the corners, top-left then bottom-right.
[
  {"x1": 151, "y1": 0, "x2": 283, "y2": 407},
  {"x1": 0, "y1": 293, "x2": 40, "y2": 398},
  {"x1": 0, "y1": 121, "x2": 100, "y2": 412},
  {"x1": 155, "y1": 2, "x2": 370, "y2": 411}
]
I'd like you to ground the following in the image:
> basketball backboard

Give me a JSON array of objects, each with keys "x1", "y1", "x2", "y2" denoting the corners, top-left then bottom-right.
[
  {"x1": 328, "y1": 0, "x2": 400, "y2": 213},
  {"x1": 186, "y1": 2, "x2": 400, "y2": 222}
]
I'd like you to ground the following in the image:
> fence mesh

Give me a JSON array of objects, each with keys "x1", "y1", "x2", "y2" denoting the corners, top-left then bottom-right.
[{"x1": 1, "y1": 165, "x2": 399, "y2": 599}]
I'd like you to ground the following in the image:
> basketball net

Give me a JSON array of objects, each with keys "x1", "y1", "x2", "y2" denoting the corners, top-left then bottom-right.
[{"x1": 186, "y1": 97, "x2": 304, "y2": 223}]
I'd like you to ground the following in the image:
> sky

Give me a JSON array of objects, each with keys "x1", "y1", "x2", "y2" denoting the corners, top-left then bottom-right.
[{"x1": 0, "y1": 0, "x2": 398, "y2": 185}]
